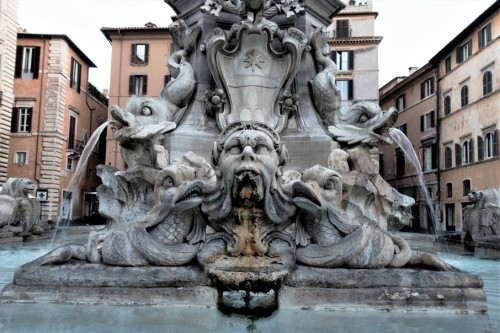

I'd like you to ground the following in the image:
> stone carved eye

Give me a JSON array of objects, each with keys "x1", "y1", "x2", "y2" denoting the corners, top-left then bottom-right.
[
  {"x1": 141, "y1": 106, "x2": 152, "y2": 116},
  {"x1": 163, "y1": 176, "x2": 175, "y2": 188},
  {"x1": 324, "y1": 179, "x2": 336, "y2": 190},
  {"x1": 254, "y1": 144, "x2": 270, "y2": 154},
  {"x1": 228, "y1": 145, "x2": 242, "y2": 155},
  {"x1": 359, "y1": 114, "x2": 368, "y2": 123}
]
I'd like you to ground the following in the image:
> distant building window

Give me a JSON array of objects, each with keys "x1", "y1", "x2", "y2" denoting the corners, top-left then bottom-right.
[
  {"x1": 131, "y1": 43, "x2": 149, "y2": 64},
  {"x1": 15, "y1": 152, "x2": 27, "y2": 165},
  {"x1": 129, "y1": 75, "x2": 148, "y2": 95},
  {"x1": 460, "y1": 85, "x2": 469, "y2": 107},
  {"x1": 395, "y1": 148, "x2": 405, "y2": 176},
  {"x1": 396, "y1": 94, "x2": 406, "y2": 111},
  {"x1": 456, "y1": 40, "x2": 472, "y2": 63},
  {"x1": 332, "y1": 50, "x2": 354, "y2": 71},
  {"x1": 10, "y1": 107, "x2": 33, "y2": 133},
  {"x1": 444, "y1": 56, "x2": 452, "y2": 73},
  {"x1": 335, "y1": 19, "x2": 350, "y2": 38},
  {"x1": 462, "y1": 139, "x2": 473, "y2": 165},
  {"x1": 463, "y1": 179, "x2": 471, "y2": 196},
  {"x1": 444, "y1": 146, "x2": 453, "y2": 168},
  {"x1": 478, "y1": 23, "x2": 492, "y2": 49},
  {"x1": 444, "y1": 95, "x2": 451, "y2": 115},
  {"x1": 420, "y1": 111, "x2": 435, "y2": 131},
  {"x1": 446, "y1": 183, "x2": 453, "y2": 198},
  {"x1": 70, "y1": 58, "x2": 82, "y2": 93},
  {"x1": 484, "y1": 132, "x2": 496, "y2": 159},
  {"x1": 445, "y1": 203, "x2": 455, "y2": 230},
  {"x1": 335, "y1": 80, "x2": 353, "y2": 100},
  {"x1": 420, "y1": 78, "x2": 434, "y2": 99},
  {"x1": 423, "y1": 143, "x2": 436, "y2": 171},
  {"x1": 15, "y1": 46, "x2": 40, "y2": 79},
  {"x1": 482, "y1": 71, "x2": 493, "y2": 96},
  {"x1": 397, "y1": 123, "x2": 407, "y2": 135},
  {"x1": 66, "y1": 157, "x2": 73, "y2": 171}
]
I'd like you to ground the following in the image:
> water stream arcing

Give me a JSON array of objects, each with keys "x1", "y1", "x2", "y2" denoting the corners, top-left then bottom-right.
[
  {"x1": 50, "y1": 121, "x2": 109, "y2": 247},
  {"x1": 389, "y1": 128, "x2": 437, "y2": 233}
]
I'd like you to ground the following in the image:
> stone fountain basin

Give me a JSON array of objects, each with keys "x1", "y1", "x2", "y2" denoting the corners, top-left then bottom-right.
[{"x1": 0, "y1": 260, "x2": 486, "y2": 314}]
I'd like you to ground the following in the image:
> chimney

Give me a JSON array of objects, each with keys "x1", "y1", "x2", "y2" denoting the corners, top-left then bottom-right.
[{"x1": 409, "y1": 67, "x2": 419, "y2": 75}]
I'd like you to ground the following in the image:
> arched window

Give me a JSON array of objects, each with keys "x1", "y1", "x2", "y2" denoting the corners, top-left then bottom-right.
[
  {"x1": 485, "y1": 132, "x2": 494, "y2": 159},
  {"x1": 461, "y1": 85, "x2": 469, "y2": 107},
  {"x1": 483, "y1": 71, "x2": 493, "y2": 96},
  {"x1": 463, "y1": 179, "x2": 471, "y2": 196},
  {"x1": 462, "y1": 139, "x2": 473, "y2": 164},
  {"x1": 444, "y1": 95, "x2": 451, "y2": 115}
]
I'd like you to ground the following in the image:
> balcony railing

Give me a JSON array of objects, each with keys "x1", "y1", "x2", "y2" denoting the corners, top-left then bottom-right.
[{"x1": 331, "y1": 27, "x2": 352, "y2": 38}]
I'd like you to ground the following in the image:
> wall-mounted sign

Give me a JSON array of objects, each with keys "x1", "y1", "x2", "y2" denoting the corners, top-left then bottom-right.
[{"x1": 36, "y1": 189, "x2": 48, "y2": 201}]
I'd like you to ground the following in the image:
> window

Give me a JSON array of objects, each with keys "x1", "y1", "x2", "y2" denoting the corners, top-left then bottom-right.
[
  {"x1": 445, "y1": 204, "x2": 455, "y2": 231},
  {"x1": 444, "y1": 146, "x2": 453, "y2": 168},
  {"x1": 68, "y1": 115, "x2": 77, "y2": 149},
  {"x1": 10, "y1": 107, "x2": 33, "y2": 133},
  {"x1": 335, "y1": 80, "x2": 353, "y2": 100},
  {"x1": 332, "y1": 50, "x2": 354, "y2": 71},
  {"x1": 460, "y1": 85, "x2": 469, "y2": 107},
  {"x1": 66, "y1": 157, "x2": 73, "y2": 171},
  {"x1": 398, "y1": 123, "x2": 407, "y2": 135},
  {"x1": 462, "y1": 138, "x2": 474, "y2": 164},
  {"x1": 483, "y1": 71, "x2": 493, "y2": 96},
  {"x1": 15, "y1": 46, "x2": 40, "y2": 79},
  {"x1": 463, "y1": 179, "x2": 471, "y2": 196},
  {"x1": 129, "y1": 75, "x2": 148, "y2": 95},
  {"x1": 420, "y1": 78, "x2": 434, "y2": 99},
  {"x1": 420, "y1": 111, "x2": 435, "y2": 131},
  {"x1": 131, "y1": 43, "x2": 149, "y2": 64},
  {"x1": 335, "y1": 19, "x2": 350, "y2": 38},
  {"x1": 482, "y1": 131, "x2": 499, "y2": 159},
  {"x1": 443, "y1": 95, "x2": 451, "y2": 116},
  {"x1": 444, "y1": 56, "x2": 451, "y2": 73},
  {"x1": 456, "y1": 40, "x2": 472, "y2": 63},
  {"x1": 446, "y1": 183, "x2": 453, "y2": 198},
  {"x1": 395, "y1": 148, "x2": 405, "y2": 176},
  {"x1": 396, "y1": 94, "x2": 406, "y2": 111},
  {"x1": 70, "y1": 58, "x2": 82, "y2": 93},
  {"x1": 478, "y1": 23, "x2": 492, "y2": 49},
  {"x1": 15, "y1": 152, "x2": 27, "y2": 165},
  {"x1": 422, "y1": 144, "x2": 437, "y2": 171}
]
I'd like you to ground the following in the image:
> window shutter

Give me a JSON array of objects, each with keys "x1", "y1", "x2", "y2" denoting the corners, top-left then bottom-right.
[
  {"x1": 129, "y1": 75, "x2": 134, "y2": 95},
  {"x1": 131, "y1": 44, "x2": 137, "y2": 63},
  {"x1": 493, "y1": 130, "x2": 499, "y2": 156},
  {"x1": 348, "y1": 50, "x2": 354, "y2": 70},
  {"x1": 467, "y1": 40, "x2": 472, "y2": 56},
  {"x1": 420, "y1": 115, "x2": 424, "y2": 131},
  {"x1": 142, "y1": 75, "x2": 148, "y2": 95},
  {"x1": 477, "y1": 136, "x2": 484, "y2": 161},
  {"x1": 431, "y1": 144, "x2": 437, "y2": 169},
  {"x1": 76, "y1": 63, "x2": 81, "y2": 93},
  {"x1": 455, "y1": 143, "x2": 462, "y2": 166},
  {"x1": 348, "y1": 80, "x2": 353, "y2": 100},
  {"x1": 26, "y1": 109, "x2": 32, "y2": 132},
  {"x1": 402, "y1": 95, "x2": 406, "y2": 109},
  {"x1": 145, "y1": 44, "x2": 149, "y2": 63},
  {"x1": 70, "y1": 60, "x2": 74, "y2": 88},
  {"x1": 456, "y1": 47, "x2": 462, "y2": 63},
  {"x1": 330, "y1": 51, "x2": 336, "y2": 63},
  {"x1": 430, "y1": 111, "x2": 435, "y2": 128},
  {"x1": 420, "y1": 82, "x2": 425, "y2": 99},
  {"x1": 478, "y1": 30, "x2": 484, "y2": 49},
  {"x1": 32, "y1": 47, "x2": 40, "y2": 79},
  {"x1": 15, "y1": 46, "x2": 22, "y2": 78},
  {"x1": 11, "y1": 108, "x2": 18, "y2": 132},
  {"x1": 430, "y1": 79, "x2": 434, "y2": 94},
  {"x1": 469, "y1": 138, "x2": 474, "y2": 163},
  {"x1": 486, "y1": 24, "x2": 492, "y2": 43},
  {"x1": 445, "y1": 147, "x2": 452, "y2": 168}
]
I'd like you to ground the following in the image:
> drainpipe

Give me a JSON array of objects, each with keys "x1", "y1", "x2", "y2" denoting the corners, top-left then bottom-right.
[
  {"x1": 435, "y1": 66, "x2": 442, "y2": 233},
  {"x1": 34, "y1": 36, "x2": 47, "y2": 186}
]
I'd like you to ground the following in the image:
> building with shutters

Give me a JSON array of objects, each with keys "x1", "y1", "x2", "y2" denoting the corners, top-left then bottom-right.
[
  {"x1": 8, "y1": 32, "x2": 108, "y2": 222},
  {"x1": 101, "y1": 23, "x2": 174, "y2": 170},
  {"x1": 379, "y1": 1, "x2": 499, "y2": 233},
  {"x1": 327, "y1": 0, "x2": 382, "y2": 104}
]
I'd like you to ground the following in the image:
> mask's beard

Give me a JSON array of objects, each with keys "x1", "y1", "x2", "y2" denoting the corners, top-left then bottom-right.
[{"x1": 232, "y1": 171, "x2": 264, "y2": 207}]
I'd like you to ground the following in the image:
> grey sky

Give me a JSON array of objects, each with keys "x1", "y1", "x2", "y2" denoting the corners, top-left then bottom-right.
[{"x1": 17, "y1": 0, "x2": 496, "y2": 92}]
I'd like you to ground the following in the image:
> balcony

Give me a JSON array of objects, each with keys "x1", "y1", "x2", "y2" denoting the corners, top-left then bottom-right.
[{"x1": 331, "y1": 27, "x2": 352, "y2": 38}]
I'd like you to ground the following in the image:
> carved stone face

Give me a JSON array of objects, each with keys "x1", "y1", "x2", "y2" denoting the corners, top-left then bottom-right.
[
  {"x1": 467, "y1": 189, "x2": 483, "y2": 203},
  {"x1": 219, "y1": 129, "x2": 279, "y2": 206}
]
